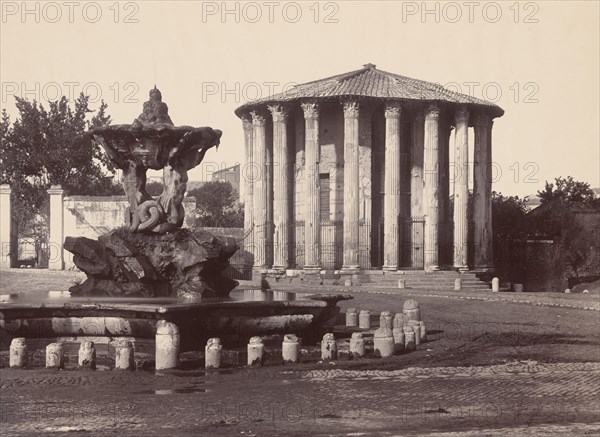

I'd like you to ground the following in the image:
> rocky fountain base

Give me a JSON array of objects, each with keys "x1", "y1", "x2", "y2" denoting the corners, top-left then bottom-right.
[{"x1": 64, "y1": 227, "x2": 239, "y2": 299}]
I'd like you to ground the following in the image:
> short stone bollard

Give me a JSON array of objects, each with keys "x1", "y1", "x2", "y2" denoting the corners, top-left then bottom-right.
[
  {"x1": 373, "y1": 327, "x2": 395, "y2": 358},
  {"x1": 454, "y1": 278, "x2": 462, "y2": 291},
  {"x1": 115, "y1": 339, "x2": 135, "y2": 370},
  {"x1": 404, "y1": 327, "x2": 416, "y2": 351},
  {"x1": 344, "y1": 278, "x2": 352, "y2": 287},
  {"x1": 393, "y1": 313, "x2": 406, "y2": 329},
  {"x1": 346, "y1": 308, "x2": 358, "y2": 327},
  {"x1": 513, "y1": 283, "x2": 524, "y2": 292},
  {"x1": 349, "y1": 332, "x2": 365, "y2": 357},
  {"x1": 321, "y1": 333, "x2": 337, "y2": 361},
  {"x1": 379, "y1": 311, "x2": 393, "y2": 329},
  {"x1": 155, "y1": 321, "x2": 180, "y2": 370},
  {"x1": 398, "y1": 279, "x2": 406, "y2": 289},
  {"x1": 565, "y1": 288, "x2": 571, "y2": 294},
  {"x1": 78, "y1": 340, "x2": 96, "y2": 370},
  {"x1": 408, "y1": 321, "x2": 421, "y2": 346},
  {"x1": 282, "y1": 334, "x2": 300, "y2": 364},
  {"x1": 205, "y1": 338, "x2": 222, "y2": 369},
  {"x1": 247, "y1": 337, "x2": 265, "y2": 366},
  {"x1": 46, "y1": 343, "x2": 64, "y2": 369},
  {"x1": 583, "y1": 289, "x2": 590, "y2": 294},
  {"x1": 359, "y1": 310, "x2": 371, "y2": 329},
  {"x1": 419, "y1": 321, "x2": 427, "y2": 342},
  {"x1": 10, "y1": 338, "x2": 28, "y2": 368},
  {"x1": 403, "y1": 299, "x2": 421, "y2": 321},
  {"x1": 392, "y1": 327, "x2": 405, "y2": 353},
  {"x1": 492, "y1": 277, "x2": 500, "y2": 292}
]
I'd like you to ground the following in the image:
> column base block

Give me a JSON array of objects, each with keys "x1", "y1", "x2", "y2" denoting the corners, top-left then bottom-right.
[
  {"x1": 303, "y1": 266, "x2": 322, "y2": 274},
  {"x1": 455, "y1": 266, "x2": 470, "y2": 273},
  {"x1": 340, "y1": 266, "x2": 360, "y2": 275},
  {"x1": 382, "y1": 265, "x2": 398, "y2": 272},
  {"x1": 425, "y1": 265, "x2": 440, "y2": 273}
]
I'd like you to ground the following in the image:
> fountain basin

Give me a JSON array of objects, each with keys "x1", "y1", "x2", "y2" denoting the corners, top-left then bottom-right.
[{"x1": 0, "y1": 289, "x2": 352, "y2": 351}]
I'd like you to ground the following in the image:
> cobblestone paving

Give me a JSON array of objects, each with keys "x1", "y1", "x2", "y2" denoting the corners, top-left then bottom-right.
[{"x1": 1, "y1": 361, "x2": 599, "y2": 436}]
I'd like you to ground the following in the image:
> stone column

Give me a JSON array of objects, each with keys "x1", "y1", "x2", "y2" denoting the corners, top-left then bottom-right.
[
  {"x1": 473, "y1": 113, "x2": 494, "y2": 271},
  {"x1": 383, "y1": 101, "x2": 402, "y2": 271},
  {"x1": 241, "y1": 115, "x2": 254, "y2": 250},
  {"x1": 423, "y1": 105, "x2": 440, "y2": 271},
  {"x1": 341, "y1": 100, "x2": 360, "y2": 272},
  {"x1": 251, "y1": 110, "x2": 268, "y2": 268},
  {"x1": 439, "y1": 115, "x2": 452, "y2": 266},
  {"x1": 269, "y1": 104, "x2": 290, "y2": 271},
  {"x1": 453, "y1": 106, "x2": 469, "y2": 270},
  {"x1": 48, "y1": 185, "x2": 65, "y2": 270},
  {"x1": 411, "y1": 111, "x2": 425, "y2": 218},
  {"x1": 301, "y1": 101, "x2": 321, "y2": 271},
  {"x1": 0, "y1": 185, "x2": 14, "y2": 269}
]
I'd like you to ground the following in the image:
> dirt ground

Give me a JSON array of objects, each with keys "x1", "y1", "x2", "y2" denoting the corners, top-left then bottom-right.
[{"x1": 1, "y1": 269, "x2": 599, "y2": 436}]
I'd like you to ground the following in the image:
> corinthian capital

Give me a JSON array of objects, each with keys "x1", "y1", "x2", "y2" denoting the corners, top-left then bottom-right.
[
  {"x1": 384, "y1": 101, "x2": 402, "y2": 119},
  {"x1": 251, "y1": 110, "x2": 267, "y2": 127},
  {"x1": 240, "y1": 113, "x2": 253, "y2": 130},
  {"x1": 425, "y1": 103, "x2": 440, "y2": 118},
  {"x1": 342, "y1": 99, "x2": 359, "y2": 119},
  {"x1": 268, "y1": 104, "x2": 288, "y2": 123},
  {"x1": 455, "y1": 106, "x2": 469, "y2": 124},
  {"x1": 301, "y1": 101, "x2": 320, "y2": 120}
]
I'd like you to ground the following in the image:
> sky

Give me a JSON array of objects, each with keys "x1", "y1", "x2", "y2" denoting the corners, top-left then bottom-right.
[{"x1": 1, "y1": 0, "x2": 599, "y2": 198}]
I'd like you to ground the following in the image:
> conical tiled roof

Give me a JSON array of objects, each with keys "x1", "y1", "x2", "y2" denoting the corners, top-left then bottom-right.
[{"x1": 236, "y1": 64, "x2": 504, "y2": 117}]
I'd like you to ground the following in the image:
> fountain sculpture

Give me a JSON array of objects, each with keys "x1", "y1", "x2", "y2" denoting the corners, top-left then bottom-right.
[{"x1": 64, "y1": 87, "x2": 238, "y2": 298}]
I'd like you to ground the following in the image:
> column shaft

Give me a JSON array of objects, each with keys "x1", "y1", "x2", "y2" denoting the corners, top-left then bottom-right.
[
  {"x1": 423, "y1": 105, "x2": 440, "y2": 271},
  {"x1": 473, "y1": 113, "x2": 494, "y2": 270},
  {"x1": 251, "y1": 111, "x2": 268, "y2": 268},
  {"x1": 269, "y1": 105, "x2": 290, "y2": 270},
  {"x1": 301, "y1": 102, "x2": 321, "y2": 271},
  {"x1": 411, "y1": 112, "x2": 425, "y2": 218},
  {"x1": 48, "y1": 185, "x2": 64, "y2": 270},
  {"x1": 453, "y1": 107, "x2": 469, "y2": 270},
  {"x1": 0, "y1": 185, "x2": 14, "y2": 268},
  {"x1": 342, "y1": 100, "x2": 360, "y2": 271},
  {"x1": 383, "y1": 102, "x2": 402, "y2": 270},
  {"x1": 242, "y1": 116, "x2": 254, "y2": 250}
]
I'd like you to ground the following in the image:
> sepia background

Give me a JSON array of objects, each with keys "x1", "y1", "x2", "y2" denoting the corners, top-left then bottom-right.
[{"x1": 1, "y1": 0, "x2": 598, "y2": 197}]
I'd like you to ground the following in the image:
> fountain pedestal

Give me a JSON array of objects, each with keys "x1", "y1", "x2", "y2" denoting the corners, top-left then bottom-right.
[{"x1": 65, "y1": 228, "x2": 238, "y2": 298}]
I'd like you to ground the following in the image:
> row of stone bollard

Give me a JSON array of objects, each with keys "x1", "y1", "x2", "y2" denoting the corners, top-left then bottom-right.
[
  {"x1": 397, "y1": 277, "x2": 501, "y2": 291},
  {"x1": 9, "y1": 338, "x2": 136, "y2": 370},
  {"x1": 345, "y1": 299, "x2": 422, "y2": 329},
  {"x1": 204, "y1": 334, "x2": 303, "y2": 369}
]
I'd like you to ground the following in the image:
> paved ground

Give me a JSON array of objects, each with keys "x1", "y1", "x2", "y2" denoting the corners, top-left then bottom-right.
[
  {"x1": 1, "y1": 362, "x2": 599, "y2": 436},
  {"x1": 1, "y1": 269, "x2": 600, "y2": 436}
]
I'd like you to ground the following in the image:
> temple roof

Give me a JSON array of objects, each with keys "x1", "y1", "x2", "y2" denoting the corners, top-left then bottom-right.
[{"x1": 235, "y1": 64, "x2": 504, "y2": 117}]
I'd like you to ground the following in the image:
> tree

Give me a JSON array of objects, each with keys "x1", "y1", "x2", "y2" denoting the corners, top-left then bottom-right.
[
  {"x1": 537, "y1": 176, "x2": 596, "y2": 204},
  {"x1": 492, "y1": 191, "x2": 530, "y2": 233},
  {"x1": 189, "y1": 180, "x2": 243, "y2": 227},
  {"x1": 0, "y1": 94, "x2": 121, "y2": 264}
]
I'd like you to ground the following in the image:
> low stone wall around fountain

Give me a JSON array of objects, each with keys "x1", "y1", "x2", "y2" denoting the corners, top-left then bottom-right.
[{"x1": 3, "y1": 300, "x2": 425, "y2": 371}]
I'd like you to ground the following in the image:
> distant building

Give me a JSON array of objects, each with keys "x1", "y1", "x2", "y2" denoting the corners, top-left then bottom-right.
[{"x1": 212, "y1": 164, "x2": 240, "y2": 198}]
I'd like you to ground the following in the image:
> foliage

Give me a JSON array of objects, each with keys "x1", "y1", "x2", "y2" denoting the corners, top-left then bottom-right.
[
  {"x1": 189, "y1": 181, "x2": 243, "y2": 228},
  {"x1": 492, "y1": 191, "x2": 530, "y2": 233},
  {"x1": 537, "y1": 176, "x2": 596, "y2": 204},
  {"x1": 145, "y1": 180, "x2": 164, "y2": 197},
  {"x1": 0, "y1": 95, "x2": 121, "y2": 264}
]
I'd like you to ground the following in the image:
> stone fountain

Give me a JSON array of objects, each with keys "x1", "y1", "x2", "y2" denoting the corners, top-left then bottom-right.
[
  {"x1": 64, "y1": 87, "x2": 237, "y2": 299},
  {"x1": 1, "y1": 88, "x2": 351, "y2": 355}
]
